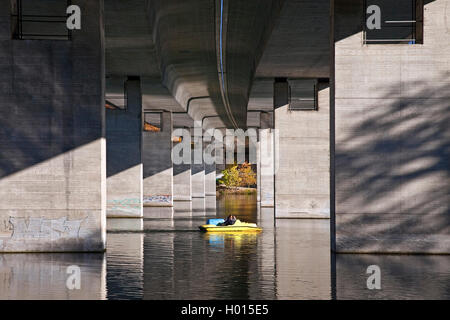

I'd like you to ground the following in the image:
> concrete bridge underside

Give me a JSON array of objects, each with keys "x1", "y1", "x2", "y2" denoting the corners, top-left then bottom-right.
[{"x1": 0, "y1": 0, "x2": 448, "y2": 253}]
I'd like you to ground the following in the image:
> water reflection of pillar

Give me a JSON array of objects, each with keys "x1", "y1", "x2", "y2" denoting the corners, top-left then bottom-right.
[
  {"x1": 0, "y1": 253, "x2": 106, "y2": 299},
  {"x1": 143, "y1": 230, "x2": 175, "y2": 299},
  {"x1": 275, "y1": 219, "x2": 331, "y2": 299},
  {"x1": 172, "y1": 226, "x2": 194, "y2": 298},
  {"x1": 106, "y1": 218, "x2": 144, "y2": 299},
  {"x1": 335, "y1": 254, "x2": 450, "y2": 300},
  {"x1": 253, "y1": 206, "x2": 277, "y2": 299}
]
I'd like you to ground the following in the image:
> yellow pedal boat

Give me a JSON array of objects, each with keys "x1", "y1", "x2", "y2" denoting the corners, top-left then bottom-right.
[{"x1": 199, "y1": 219, "x2": 262, "y2": 233}]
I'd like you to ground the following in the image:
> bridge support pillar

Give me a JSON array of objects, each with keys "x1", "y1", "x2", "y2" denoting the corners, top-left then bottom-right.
[
  {"x1": 106, "y1": 77, "x2": 143, "y2": 218},
  {"x1": 274, "y1": 80, "x2": 330, "y2": 218},
  {"x1": 173, "y1": 137, "x2": 192, "y2": 217},
  {"x1": 142, "y1": 111, "x2": 173, "y2": 208},
  {"x1": 332, "y1": 0, "x2": 450, "y2": 253},
  {"x1": 205, "y1": 162, "x2": 216, "y2": 212},
  {"x1": 0, "y1": 0, "x2": 105, "y2": 252},
  {"x1": 191, "y1": 137, "x2": 205, "y2": 199},
  {"x1": 259, "y1": 112, "x2": 275, "y2": 208},
  {"x1": 173, "y1": 159, "x2": 192, "y2": 202}
]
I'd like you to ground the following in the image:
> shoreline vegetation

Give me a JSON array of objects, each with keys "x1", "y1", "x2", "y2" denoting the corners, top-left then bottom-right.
[
  {"x1": 216, "y1": 162, "x2": 257, "y2": 195},
  {"x1": 217, "y1": 185, "x2": 257, "y2": 196}
]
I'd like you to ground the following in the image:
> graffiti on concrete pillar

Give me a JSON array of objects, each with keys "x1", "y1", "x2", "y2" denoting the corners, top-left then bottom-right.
[
  {"x1": 143, "y1": 195, "x2": 172, "y2": 204},
  {"x1": 9, "y1": 217, "x2": 85, "y2": 240},
  {"x1": 107, "y1": 198, "x2": 141, "y2": 214}
]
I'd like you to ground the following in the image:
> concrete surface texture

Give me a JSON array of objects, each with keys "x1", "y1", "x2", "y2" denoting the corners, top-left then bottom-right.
[
  {"x1": 256, "y1": 138, "x2": 261, "y2": 202},
  {"x1": 0, "y1": 0, "x2": 106, "y2": 252},
  {"x1": 106, "y1": 78, "x2": 143, "y2": 218},
  {"x1": 205, "y1": 162, "x2": 216, "y2": 196},
  {"x1": 173, "y1": 143, "x2": 192, "y2": 202},
  {"x1": 1, "y1": 0, "x2": 448, "y2": 256},
  {"x1": 259, "y1": 113, "x2": 275, "y2": 208},
  {"x1": 142, "y1": 111, "x2": 173, "y2": 207},
  {"x1": 333, "y1": 0, "x2": 450, "y2": 253},
  {"x1": 191, "y1": 139, "x2": 206, "y2": 198},
  {"x1": 275, "y1": 82, "x2": 330, "y2": 218},
  {"x1": 205, "y1": 160, "x2": 216, "y2": 211}
]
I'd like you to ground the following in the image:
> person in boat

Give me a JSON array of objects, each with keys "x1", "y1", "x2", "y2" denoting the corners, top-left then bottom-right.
[{"x1": 222, "y1": 215, "x2": 237, "y2": 226}]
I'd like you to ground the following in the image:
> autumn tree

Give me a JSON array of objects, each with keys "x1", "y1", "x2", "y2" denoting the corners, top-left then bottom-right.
[
  {"x1": 238, "y1": 162, "x2": 257, "y2": 187},
  {"x1": 219, "y1": 165, "x2": 241, "y2": 187}
]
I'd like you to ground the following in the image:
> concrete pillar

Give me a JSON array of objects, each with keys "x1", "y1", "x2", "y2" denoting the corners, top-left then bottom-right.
[
  {"x1": 205, "y1": 163, "x2": 216, "y2": 212},
  {"x1": 256, "y1": 135, "x2": 261, "y2": 202},
  {"x1": 173, "y1": 142, "x2": 192, "y2": 202},
  {"x1": 0, "y1": 0, "x2": 105, "y2": 252},
  {"x1": 259, "y1": 112, "x2": 274, "y2": 207},
  {"x1": 142, "y1": 111, "x2": 173, "y2": 207},
  {"x1": 173, "y1": 200, "x2": 192, "y2": 217},
  {"x1": 192, "y1": 198, "x2": 206, "y2": 216},
  {"x1": 333, "y1": 0, "x2": 450, "y2": 253},
  {"x1": 205, "y1": 163, "x2": 216, "y2": 197},
  {"x1": 204, "y1": 136, "x2": 216, "y2": 211},
  {"x1": 106, "y1": 77, "x2": 143, "y2": 218},
  {"x1": 173, "y1": 139, "x2": 192, "y2": 216},
  {"x1": 191, "y1": 140, "x2": 205, "y2": 198},
  {"x1": 274, "y1": 81, "x2": 330, "y2": 218}
]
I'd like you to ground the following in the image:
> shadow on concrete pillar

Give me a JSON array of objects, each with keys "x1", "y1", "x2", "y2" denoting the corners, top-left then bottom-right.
[
  {"x1": 142, "y1": 111, "x2": 173, "y2": 210},
  {"x1": 191, "y1": 139, "x2": 205, "y2": 198},
  {"x1": 173, "y1": 141, "x2": 192, "y2": 202},
  {"x1": 106, "y1": 77, "x2": 143, "y2": 218},
  {"x1": 0, "y1": 0, "x2": 105, "y2": 252}
]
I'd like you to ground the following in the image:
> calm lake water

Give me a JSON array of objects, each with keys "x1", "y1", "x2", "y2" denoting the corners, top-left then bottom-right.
[{"x1": 0, "y1": 194, "x2": 449, "y2": 299}]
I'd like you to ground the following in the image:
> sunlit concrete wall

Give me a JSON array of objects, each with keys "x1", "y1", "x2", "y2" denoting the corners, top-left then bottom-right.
[
  {"x1": 256, "y1": 137, "x2": 261, "y2": 202},
  {"x1": 0, "y1": 0, "x2": 106, "y2": 252},
  {"x1": 275, "y1": 83, "x2": 330, "y2": 218},
  {"x1": 333, "y1": 0, "x2": 450, "y2": 253},
  {"x1": 142, "y1": 111, "x2": 173, "y2": 207},
  {"x1": 205, "y1": 163, "x2": 216, "y2": 197},
  {"x1": 106, "y1": 78, "x2": 143, "y2": 218},
  {"x1": 205, "y1": 162, "x2": 216, "y2": 212},
  {"x1": 191, "y1": 140, "x2": 205, "y2": 198},
  {"x1": 259, "y1": 112, "x2": 275, "y2": 207}
]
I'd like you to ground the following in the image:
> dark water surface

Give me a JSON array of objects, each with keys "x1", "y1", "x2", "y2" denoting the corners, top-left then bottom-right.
[{"x1": 0, "y1": 194, "x2": 449, "y2": 299}]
